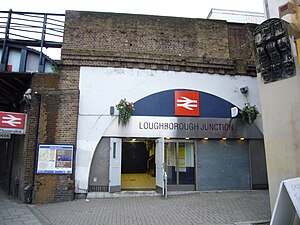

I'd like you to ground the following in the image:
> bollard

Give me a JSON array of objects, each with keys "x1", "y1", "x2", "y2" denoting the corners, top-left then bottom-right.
[{"x1": 164, "y1": 171, "x2": 167, "y2": 199}]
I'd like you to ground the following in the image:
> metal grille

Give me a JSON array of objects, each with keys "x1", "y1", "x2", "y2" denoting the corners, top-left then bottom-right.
[{"x1": 88, "y1": 185, "x2": 109, "y2": 192}]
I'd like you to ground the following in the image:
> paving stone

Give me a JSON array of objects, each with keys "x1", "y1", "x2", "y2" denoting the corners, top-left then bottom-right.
[
  {"x1": 0, "y1": 188, "x2": 43, "y2": 225},
  {"x1": 1, "y1": 187, "x2": 271, "y2": 225}
]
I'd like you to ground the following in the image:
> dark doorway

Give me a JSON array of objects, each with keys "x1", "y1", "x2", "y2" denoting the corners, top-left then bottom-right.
[
  {"x1": 121, "y1": 139, "x2": 156, "y2": 190},
  {"x1": 122, "y1": 142, "x2": 148, "y2": 173}
]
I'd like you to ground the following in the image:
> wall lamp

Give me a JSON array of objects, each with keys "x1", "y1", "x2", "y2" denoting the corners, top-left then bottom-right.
[{"x1": 240, "y1": 86, "x2": 249, "y2": 94}]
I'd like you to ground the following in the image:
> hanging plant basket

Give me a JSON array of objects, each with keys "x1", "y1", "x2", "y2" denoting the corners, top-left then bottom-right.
[
  {"x1": 241, "y1": 103, "x2": 259, "y2": 125},
  {"x1": 116, "y1": 98, "x2": 135, "y2": 124}
]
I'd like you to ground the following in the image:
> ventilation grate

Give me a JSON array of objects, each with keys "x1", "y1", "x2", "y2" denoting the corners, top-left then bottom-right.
[{"x1": 88, "y1": 185, "x2": 109, "y2": 192}]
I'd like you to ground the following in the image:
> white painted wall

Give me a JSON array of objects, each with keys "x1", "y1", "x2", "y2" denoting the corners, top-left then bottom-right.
[
  {"x1": 264, "y1": 0, "x2": 286, "y2": 18},
  {"x1": 207, "y1": 9, "x2": 265, "y2": 24},
  {"x1": 264, "y1": 0, "x2": 300, "y2": 25},
  {"x1": 75, "y1": 66, "x2": 262, "y2": 193},
  {"x1": 258, "y1": 69, "x2": 300, "y2": 211},
  {"x1": 7, "y1": 49, "x2": 21, "y2": 72},
  {"x1": 261, "y1": 0, "x2": 300, "y2": 212}
]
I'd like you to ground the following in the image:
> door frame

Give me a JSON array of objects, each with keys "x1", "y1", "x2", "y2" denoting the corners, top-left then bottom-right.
[
  {"x1": 108, "y1": 137, "x2": 196, "y2": 193},
  {"x1": 109, "y1": 137, "x2": 165, "y2": 193},
  {"x1": 155, "y1": 137, "x2": 165, "y2": 194}
]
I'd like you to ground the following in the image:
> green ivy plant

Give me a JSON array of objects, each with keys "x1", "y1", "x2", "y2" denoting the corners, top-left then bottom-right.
[
  {"x1": 241, "y1": 103, "x2": 259, "y2": 125},
  {"x1": 51, "y1": 65, "x2": 61, "y2": 76},
  {"x1": 116, "y1": 99, "x2": 135, "y2": 124}
]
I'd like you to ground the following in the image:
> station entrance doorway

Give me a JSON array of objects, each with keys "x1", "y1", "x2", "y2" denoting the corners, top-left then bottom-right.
[
  {"x1": 108, "y1": 138, "x2": 194, "y2": 193},
  {"x1": 109, "y1": 138, "x2": 165, "y2": 193},
  {"x1": 121, "y1": 139, "x2": 156, "y2": 190}
]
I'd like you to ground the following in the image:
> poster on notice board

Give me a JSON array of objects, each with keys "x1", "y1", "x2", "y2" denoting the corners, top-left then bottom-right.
[{"x1": 36, "y1": 144, "x2": 73, "y2": 174}]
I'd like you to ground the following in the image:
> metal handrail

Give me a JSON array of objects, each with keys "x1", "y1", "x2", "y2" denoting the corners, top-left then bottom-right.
[{"x1": 0, "y1": 9, "x2": 65, "y2": 72}]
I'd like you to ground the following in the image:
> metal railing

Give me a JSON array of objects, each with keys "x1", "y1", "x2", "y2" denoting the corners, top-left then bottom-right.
[{"x1": 0, "y1": 9, "x2": 65, "y2": 72}]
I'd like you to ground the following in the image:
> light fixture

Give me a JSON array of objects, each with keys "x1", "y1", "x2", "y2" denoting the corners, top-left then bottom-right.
[
  {"x1": 110, "y1": 106, "x2": 115, "y2": 115},
  {"x1": 240, "y1": 137, "x2": 245, "y2": 141},
  {"x1": 185, "y1": 137, "x2": 190, "y2": 140},
  {"x1": 240, "y1": 86, "x2": 249, "y2": 94},
  {"x1": 165, "y1": 137, "x2": 170, "y2": 140},
  {"x1": 132, "y1": 139, "x2": 136, "y2": 142},
  {"x1": 222, "y1": 138, "x2": 227, "y2": 140},
  {"x1": 204, "y1": 138, "x2": 208, "y2": 140}
]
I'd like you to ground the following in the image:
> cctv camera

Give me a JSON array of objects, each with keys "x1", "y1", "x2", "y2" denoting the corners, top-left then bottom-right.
[{"x1": 25, "y1": 88, "x2": 32, "y2": 95}]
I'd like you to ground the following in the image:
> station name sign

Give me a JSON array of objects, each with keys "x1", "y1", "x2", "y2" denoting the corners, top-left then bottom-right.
[
  {"x1": 104, "y1": 116, "x2": 263, "y2": 139},
  {"x1": 138, "y1": 121, "x2": 233, "y2": 132}
]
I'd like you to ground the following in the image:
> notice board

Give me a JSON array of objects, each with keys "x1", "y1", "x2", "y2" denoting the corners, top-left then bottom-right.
[{"x1": 36, "y1": 144, "x2": 73, "y2": 174}]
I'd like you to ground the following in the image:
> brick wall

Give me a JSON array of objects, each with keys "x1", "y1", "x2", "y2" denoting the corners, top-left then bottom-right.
[
  {"x1": 227, "y1": 23, "x2": 257, "y2": 60},
  {"x1": 58, "y1": 11, "x2": 258, "y2": 200},
  {"x1": 19, "y1": 11, "x2": 258, "y2": 203},
  {"x1": 62, "y1": 11, "x2": 257, "y2": 76},
  {"x1": 63, "y1": 12, "x2": 229, "y2": 58},
  {"x1": 20, "y1": 74, "x2": 78, "y2": 204},
  {"x1": 227, "y1": 23, "x2": 258, "y2": 76}
]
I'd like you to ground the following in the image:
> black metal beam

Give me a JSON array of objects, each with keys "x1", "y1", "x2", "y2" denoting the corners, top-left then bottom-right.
[
  {"x1": 0, "y1": 72, "x2": 33, "y2": 78},
  {"x1": 19, "y1": 49, "x2": 27, "y2": 72},
  {"x1": 0, "y1": 39, "x2": 63, "y2": 48},
  {"x1": 0, "y1": 10, "x2": 65, "y2": 17},
  {"x1": 0, "y1": 78, "x2": 20, "y2": 92},
  {"x1": 0, "y1": 9, "x2": 12, "y2": 72},
  {"x1": 38, "y1": 14, "x2": 47, "y2": 73}
]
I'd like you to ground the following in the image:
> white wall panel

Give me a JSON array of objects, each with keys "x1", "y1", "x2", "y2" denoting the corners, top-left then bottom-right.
[{"x1": 75, "y1": 66, "x2": 261, "y2": 193}]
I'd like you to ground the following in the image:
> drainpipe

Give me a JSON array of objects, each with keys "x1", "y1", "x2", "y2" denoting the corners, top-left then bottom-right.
[{"x1": 26, "y1": 92, "x2": 41, "y2": 204}]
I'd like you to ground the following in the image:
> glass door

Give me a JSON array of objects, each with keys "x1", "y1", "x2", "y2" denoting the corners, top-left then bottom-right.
[{"x1": 165, "y1": 140, "x2": 195, "y2": 191}]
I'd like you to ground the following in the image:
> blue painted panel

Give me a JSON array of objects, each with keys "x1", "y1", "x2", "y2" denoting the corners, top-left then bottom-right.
[
  {"x1": 200, "y1": 92, "x2": 235, "y2": 118},
  {"x1": 133, "y1": 90, "x2": 174, "y2": 116},
  {"x1": 197, "y1": 140, "x2": 250, "y2": 191},
  {"x1": 132, "y1": 89, "x2": 238, "y2": 118}
]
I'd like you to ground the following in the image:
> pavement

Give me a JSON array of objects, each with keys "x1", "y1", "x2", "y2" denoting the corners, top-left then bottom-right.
[
  {"x1": 0, "y1": 188, "x2": 271, "y2": 225},
  {"x1": 0, "y1": 188, "x2": 42, "y2": 225}
]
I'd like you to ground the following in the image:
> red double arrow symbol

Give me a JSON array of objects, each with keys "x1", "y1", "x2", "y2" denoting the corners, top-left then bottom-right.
[{"x1": 0, "y1": 112, "x2": 26, "y2": 129}]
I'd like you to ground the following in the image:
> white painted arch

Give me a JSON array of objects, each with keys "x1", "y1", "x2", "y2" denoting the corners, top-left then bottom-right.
[{"x1": 75, "y1": 67, "x2": 262, "y2": 193}]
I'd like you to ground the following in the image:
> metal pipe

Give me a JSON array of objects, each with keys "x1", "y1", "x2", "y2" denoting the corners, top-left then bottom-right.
[
  {"x1": 29, "y1": 93, "x2": 41, "y2": 204},
  {"x1": 164, "y1": 171, "x2": 167, "y2": 199},
  {"x1": 38, "y1": 14, "x2": 47, "y2": 73},
  {"x1": 263, "y1": 0, "x2": 270, "y2": 19}
]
